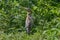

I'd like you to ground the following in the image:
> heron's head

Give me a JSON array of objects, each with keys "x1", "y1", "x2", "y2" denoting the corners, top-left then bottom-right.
[
  {"x1": 25, "y1": 8, "x2": 32, "y2": 15},
  {"x1": 25, "y1": 8, "x2": 32, "y2": 13}
]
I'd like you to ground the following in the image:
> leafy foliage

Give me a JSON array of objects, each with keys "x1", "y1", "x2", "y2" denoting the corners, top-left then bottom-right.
[{"x1": 0, "y1": 0, "x2": 60, "y2": 40}]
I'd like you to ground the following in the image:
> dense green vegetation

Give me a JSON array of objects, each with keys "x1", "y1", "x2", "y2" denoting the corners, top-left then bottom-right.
[{"x1": 0, "y1": 0, "x2": 60, "y2": 40}]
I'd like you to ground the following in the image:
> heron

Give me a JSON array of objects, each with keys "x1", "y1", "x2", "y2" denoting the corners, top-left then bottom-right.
[{"x1": 25, "y1": 8, "x2": 33, "y2": 34}]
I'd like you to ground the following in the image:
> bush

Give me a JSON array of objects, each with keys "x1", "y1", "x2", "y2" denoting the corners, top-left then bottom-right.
[{"x1": 0, "y1": 0, "x2": 60, "y2": 40}]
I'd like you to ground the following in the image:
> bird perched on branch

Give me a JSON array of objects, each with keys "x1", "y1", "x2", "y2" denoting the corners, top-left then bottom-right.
[{"x1": 25, "y1": 8, "x2": 33, "y2": 34}]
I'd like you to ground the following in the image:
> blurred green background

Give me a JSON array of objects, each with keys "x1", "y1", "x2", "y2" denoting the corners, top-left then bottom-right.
[{"x1": 0, "y1": 0, "x2": 60, "y2": 40}]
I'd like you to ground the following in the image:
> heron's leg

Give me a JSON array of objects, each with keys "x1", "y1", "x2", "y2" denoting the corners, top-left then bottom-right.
[{"x1": 26, "y1": 27, "x2": 30, "y2": 34}]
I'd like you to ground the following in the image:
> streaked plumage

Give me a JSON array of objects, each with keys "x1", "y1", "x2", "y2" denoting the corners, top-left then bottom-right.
[{"x1": 25, "y1": 8, "x2": 33, "y2": 34}]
